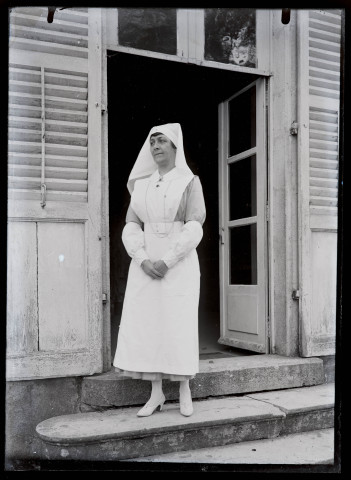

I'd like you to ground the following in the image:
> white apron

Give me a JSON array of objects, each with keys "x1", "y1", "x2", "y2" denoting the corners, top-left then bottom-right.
[{"x1": 113, "y1": 169, "x2": 200, "y2": 376}]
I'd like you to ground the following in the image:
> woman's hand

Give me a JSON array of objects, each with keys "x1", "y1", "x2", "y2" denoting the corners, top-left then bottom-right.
[
  {"x1": 153, "y1": 260, "x2": 169, "y2": 277},
  {"x1": 141, "y1": 259, "x2": 164, "y2": 279}
]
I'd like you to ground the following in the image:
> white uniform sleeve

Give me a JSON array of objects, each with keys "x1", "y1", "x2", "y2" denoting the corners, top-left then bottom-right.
[
  {"x1": 161, "y1": 220, "x2": 203, "y2": 268},
  {"x1": 161, "y1": 175, "x2": 206, "y2": 269},
  {"x1": 122, "y1": 221, "x2": 149, "y2": 266}
]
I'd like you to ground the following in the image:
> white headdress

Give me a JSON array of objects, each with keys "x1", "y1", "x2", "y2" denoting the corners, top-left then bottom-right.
[{"x1": 127, "y1": 123, "x2": 193, "y2": 193}]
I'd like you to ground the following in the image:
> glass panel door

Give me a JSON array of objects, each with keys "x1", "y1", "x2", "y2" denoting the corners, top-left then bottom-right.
[{"x1": 218, "y1": 78, "x2": 268, "y2": 352}]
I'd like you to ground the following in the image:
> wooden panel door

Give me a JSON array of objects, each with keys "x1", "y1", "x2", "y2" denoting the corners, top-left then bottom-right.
[{"x1": 218, "y1": 78, "x2": 268, "y2": 353}]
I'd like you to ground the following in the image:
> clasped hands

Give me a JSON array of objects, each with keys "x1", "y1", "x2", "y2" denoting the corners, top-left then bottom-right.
[{"x1": 141, "y1": 259, "x2": 169, "y2": 279}]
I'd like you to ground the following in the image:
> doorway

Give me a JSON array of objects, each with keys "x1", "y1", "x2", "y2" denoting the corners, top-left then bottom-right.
[{"x1": 107, "y1": 51, "x2": 261, "y2": 363}]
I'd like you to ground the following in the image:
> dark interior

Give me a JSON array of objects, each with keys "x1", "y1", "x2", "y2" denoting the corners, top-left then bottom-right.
[{"x1": 107, "y1": 51, "x2": 259, "y2": 362}]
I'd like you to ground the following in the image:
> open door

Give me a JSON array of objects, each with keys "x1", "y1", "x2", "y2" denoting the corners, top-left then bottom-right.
[{"x1": 218, "y1": 78, "x2": 268, "y2": 353}]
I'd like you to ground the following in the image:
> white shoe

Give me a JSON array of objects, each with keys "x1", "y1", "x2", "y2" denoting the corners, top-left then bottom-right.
[
  {"x1": 179, "y1": 387, "x2": 193, "y2": 417},
  {"x1": 137, "y1": 393, "x2": 166, "y2": 417}
]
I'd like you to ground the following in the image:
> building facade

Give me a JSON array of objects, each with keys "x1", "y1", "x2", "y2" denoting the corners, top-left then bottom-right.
[{"x1": 6, "y1": 7, "x2": 341, "y2": 463}]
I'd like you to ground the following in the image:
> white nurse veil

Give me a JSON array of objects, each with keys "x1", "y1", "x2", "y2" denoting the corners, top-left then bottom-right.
[{"x1": 127, "y1": 123, "x2": 194, "y2": 194}]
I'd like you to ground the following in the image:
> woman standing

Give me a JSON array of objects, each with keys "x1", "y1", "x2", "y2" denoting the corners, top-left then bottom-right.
[{"x1": 113, "y1": 123, "x2": 206, "y2": 417}]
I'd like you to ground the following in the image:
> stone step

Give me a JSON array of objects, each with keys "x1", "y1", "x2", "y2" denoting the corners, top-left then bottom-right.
[
  {"x1": 36, "y1": 383, "x2": 334, "y2": 462},
  {"x1": 81, "y1": 354, "x2": 324, "y2": 410},
  {"x1": 125, "y1": 428, "x2": 335, "y2": 464}
]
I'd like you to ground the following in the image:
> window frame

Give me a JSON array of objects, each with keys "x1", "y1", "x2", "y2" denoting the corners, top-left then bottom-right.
[{"x1": 105, "y1": 8, "x2": 271, "y2": 76}]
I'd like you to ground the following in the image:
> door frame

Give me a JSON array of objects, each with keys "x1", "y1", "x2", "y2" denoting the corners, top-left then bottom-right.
[
  {"x1": 101, "y1": 12, "x2": 112, "y2": 371},
  {"x1": 100, "y1": 9, "x2": 311, "y2": 364},
  {"x1": 218, "y1": 77, "x2": 270, "y2": 353}
]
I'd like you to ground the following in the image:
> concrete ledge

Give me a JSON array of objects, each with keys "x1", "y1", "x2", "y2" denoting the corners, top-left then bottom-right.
[
  {"x1": 82, "y1": 355, "x2": 325, "y2": 409},
  {"x1": 36, "y1": 384, "x2": 334, "y2": 461}
]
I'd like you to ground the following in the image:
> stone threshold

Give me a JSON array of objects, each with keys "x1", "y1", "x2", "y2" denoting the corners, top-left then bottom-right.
[{"x1": 81, "y1": 354, "x2": 325, "y2": 409}]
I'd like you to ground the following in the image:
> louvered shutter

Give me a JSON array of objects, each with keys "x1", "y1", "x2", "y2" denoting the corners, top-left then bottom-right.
[
  {"x1": 7, "y1": 8, "x2": 104, "y2": 379},
  {"x1": 297, "y1": 9, "x2": 341, "y2": 356},
  {"x1": 8, "y1": 7, "x2": 89, "y2": 203}
]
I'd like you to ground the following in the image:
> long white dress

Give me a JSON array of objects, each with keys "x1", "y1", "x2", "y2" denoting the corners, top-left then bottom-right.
[{"x1": 113, "y1": 166, "x2": 206, "y2": 380}]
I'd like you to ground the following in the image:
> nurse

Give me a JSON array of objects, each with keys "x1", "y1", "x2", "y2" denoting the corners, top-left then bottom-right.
[{"x1": 113, "y1": 123, "x2": 206, "y2": 417}]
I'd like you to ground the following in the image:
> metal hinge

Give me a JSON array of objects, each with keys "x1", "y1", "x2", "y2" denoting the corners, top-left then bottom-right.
[
  {"x1": 290, "y1": 122, "x2": 298, "y2": 135},
  {"x1": 40, "y1": 183, "x2": 47, "y2": 208},
  {"x1": 292, "y1": 289, "x2": 300, "y2": 300},
  {"x1": 95, "y1": 102, "x2": 107, "y2": 114},
  {"x1": 267, "y1": 318, "x2": 271, "y2": 339},
  {"x1": 219, "y1": 228, "x2": 225, "y2": 245},
  {"x1": 266, "y1": 202, "x2": 269, "y2": 222},
  {"x1": 102, "y1": 293, "x2": 107, "y2": 304}
]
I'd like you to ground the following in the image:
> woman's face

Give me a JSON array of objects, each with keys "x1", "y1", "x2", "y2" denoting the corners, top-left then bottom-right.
[{"x1": 150, "y1": 134, "x2": 176, "y2": 167}]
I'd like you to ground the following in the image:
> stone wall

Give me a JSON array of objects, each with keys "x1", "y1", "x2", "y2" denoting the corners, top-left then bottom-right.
[{"x1": 5, "y1": 377, "x2": 83, "y2": 470}]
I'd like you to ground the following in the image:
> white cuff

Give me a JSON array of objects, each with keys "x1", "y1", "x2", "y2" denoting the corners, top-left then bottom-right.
[
  {"x1": 161, "y1": 252, "x2": 178, "y2": 269},
  {"x1": 133, "y1": 248, "x2": 149, "y2": 266}
]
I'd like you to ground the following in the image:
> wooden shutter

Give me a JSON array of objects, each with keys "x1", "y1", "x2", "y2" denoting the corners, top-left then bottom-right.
[
  {"x1": 297, "y1": 9, "x2": 341, "y2": 356},
  {"x1": 9, "y1": 7, "x2": 89, "y2": 57},
  {"x1": 7, "y1": 8, "x2": 104, "y2": 379},
  {"x1": 8, "y1": 63, "x2": 88, "y2": 203},
  {"x1": 8, "y1": 7, "x2": 89, "y2": 203}
]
